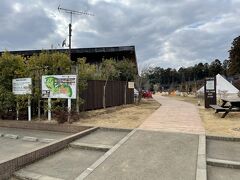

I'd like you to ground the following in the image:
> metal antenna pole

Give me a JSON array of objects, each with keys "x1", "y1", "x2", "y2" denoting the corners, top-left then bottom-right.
[
  {"x1": 58, "y1": 5, "x2": 94, "y2": 114},
  {"x1": 58, "y1": 5, "x2": 94, "y2": 60}
]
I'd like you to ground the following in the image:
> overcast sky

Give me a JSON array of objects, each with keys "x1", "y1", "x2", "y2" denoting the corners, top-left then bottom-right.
[{"x1": 1, "y1": 0, "x2": 240, "y2": 70}]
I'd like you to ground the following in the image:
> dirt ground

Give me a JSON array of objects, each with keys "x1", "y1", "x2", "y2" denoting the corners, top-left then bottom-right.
[
  {"x1": 168, "y1": 95, "x2": 240, "y2": 137},
  {"x1": 73, "y1": 99, "x2": 160, "y2": 129}
]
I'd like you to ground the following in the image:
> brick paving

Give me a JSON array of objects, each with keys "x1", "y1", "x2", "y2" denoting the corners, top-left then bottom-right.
[{"x1": 139, "y1": 95, "x2": 205, "y2": 134}]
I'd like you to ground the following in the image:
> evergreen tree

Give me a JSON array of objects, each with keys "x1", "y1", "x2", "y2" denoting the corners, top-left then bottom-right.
[{"x1": 228, "y1": 36, "x2": 240, "y2": 75}]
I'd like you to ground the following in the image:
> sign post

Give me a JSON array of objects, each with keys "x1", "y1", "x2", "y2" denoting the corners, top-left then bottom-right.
[
  {"x1": 12, "y1": 78, "x2": 32, "y2": 121},
  {"x1": 42, "y1": 75, "x2": 77, "y2": 121},
  {"x1": 68, "y1": 98, "x2": 71, "y2": 122},
  {"x1": 16, "y1": 101, "x2": 19, "y2": 121},
  {"x1": 126, "y1": 82, "x2": 134, "y2": 105},
  {"x1": 48, "y1": 98, "x2": 51, "y2": 121},
  {"x1": 28, "y1": 97, "x2": 31, "y2": 121},
  {"x1": 204, "y1": 77, "x2": 217, "y2": 108}
]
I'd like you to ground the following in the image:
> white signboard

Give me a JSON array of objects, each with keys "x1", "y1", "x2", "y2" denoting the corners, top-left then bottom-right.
[
  {"x1": 12, "y1": 78, "x2": 32, "y2": 95},
  {"x1": 42, "y1": 75, "x2": 77, "y2": 99},
  {"x1": 206, "y1": 80, "x2": 214, "y2": 90},
  {"x1": 128, "y1": 82, "x2": 134, "y2": 89}
]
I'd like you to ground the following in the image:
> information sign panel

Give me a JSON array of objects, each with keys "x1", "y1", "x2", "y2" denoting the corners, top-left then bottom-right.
[
  {"x1": 204, "y1": 77, "x2": 216, "y2": 108},
  {"x1": 12, "y1": 78, "x2": 32, "y2": 95},
  {"x1": 128, "y1": 82, "x2": 134, "y2": 89},
  {"x1": 42, "y1": 75, "x2": 77, "y2": 99}
]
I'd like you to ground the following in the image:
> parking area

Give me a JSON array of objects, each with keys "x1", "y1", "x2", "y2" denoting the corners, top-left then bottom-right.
[
  {"x1": 0, "y1": 127, "x2": 72, "y2": 140},
  {"x1": 0, "y1": 127, "x2": 73, "y2": 163},
  {"x1": 13, "y1": 128, "x2": 131, "y2": 180},
  {"x1": 0, "y1": 138, "x2": 43, "y2": 162}
]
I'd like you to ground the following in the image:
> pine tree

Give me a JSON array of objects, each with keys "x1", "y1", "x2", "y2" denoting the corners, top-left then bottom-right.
[{"x1": 228, "y1": 36, "x2": 240, "y2": 75}]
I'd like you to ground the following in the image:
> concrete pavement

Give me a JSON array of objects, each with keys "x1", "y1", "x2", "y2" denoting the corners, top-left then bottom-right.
[
  {"x1": 207, "y1": 137, "x2": 240, "y2": 180},
  {"x1": 17, "y1": 148, "x2": 104, "y2": 180},
  {"x1": 0, "y1": 138, "x2": 43, "y2": 162},
  {"x1": 86, "y1": 130, "x2": 199, "y2": 180},
  {"x1": 207, "y1": 139, "x2": 240, "y2": 162},
  {"x1": 207, "y1": 165, "x2": 240, "y2": 180}
]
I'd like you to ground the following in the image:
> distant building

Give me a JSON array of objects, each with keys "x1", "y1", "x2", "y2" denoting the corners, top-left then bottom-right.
[{"x1": 0, "y1": 45, "x2": 138, "y2": 73}]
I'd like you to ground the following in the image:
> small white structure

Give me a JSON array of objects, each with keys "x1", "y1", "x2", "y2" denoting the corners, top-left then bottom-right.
[{"x1": 197, "y1": 74, "x2": 239, "y2": 99}]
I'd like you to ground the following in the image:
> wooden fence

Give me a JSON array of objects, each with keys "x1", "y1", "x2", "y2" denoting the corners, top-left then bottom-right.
[
  {"x1": 0, "y1": 80, "x2": 134, "y2": 120},
  {"x1": 80, "y1": 80, "x2": 134, "y2": 110}
]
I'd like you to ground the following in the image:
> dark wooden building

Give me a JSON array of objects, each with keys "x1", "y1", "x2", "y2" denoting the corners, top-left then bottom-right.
[{"x1": 1, "y1": 45, "x2": 138, "y2": 73}]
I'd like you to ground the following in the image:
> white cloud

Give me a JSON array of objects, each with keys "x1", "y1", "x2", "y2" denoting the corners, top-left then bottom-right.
[
  {"x1": 12, "y1": 3, "x2": 23, "y2": 13},
  {"x1": 1, "y1": 0, "x2": 240, "y2": 70}
]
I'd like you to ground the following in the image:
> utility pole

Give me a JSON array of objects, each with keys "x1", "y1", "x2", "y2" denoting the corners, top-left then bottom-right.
[
  {"x1": 58, "y1": 5, "x2": 94, "y2": 60},
  {"x1": 58, "y1": 5, "x2": 94, "y2": 114}
]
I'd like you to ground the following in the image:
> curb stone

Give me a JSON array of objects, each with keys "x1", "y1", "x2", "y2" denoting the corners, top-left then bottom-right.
[
  {"x1": 4, "y1": 134, "x2": 19, "y2": 139},
  {"x1": 99, "y1": 127, "x2": 133, "y2": 132},
  {"x1": 196, "y1": 134, "x2": 207, "y2": 180},
  {"x1": 39, "y1": 138, "x2": 56, "y2": 143},
  {"x1": 22, "y1": 136, "x2": 38, "y2": 142},
  {"x1": 207, "y1": 135, "x2": 240, "y2": 142},
  {"x1": 14, "y1": 170, "x2": 64, "y2": 180},
  {"x1": 70, "y1": 142, "x2": 112, "y2": 152},
  {"x1": 207, "y1": 158, "x2": 240, "y2": 169}
]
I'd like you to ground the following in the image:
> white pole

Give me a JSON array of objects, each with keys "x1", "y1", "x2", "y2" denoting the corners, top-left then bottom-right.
[
  {"x1": 76, "y1": 64, "x2": 79, "y2": 113},
  {"x1": 16, "y1": 101, "x2": 19, "y2": 121},
  {"x1": 68, "y1": 98, "x2": 71, "y2": 122},
  {"x1": 28, "y1": 97, "x2": 31, "y2": 121},
  {"x1": 48, "y1": 98, "x2": 51, "y2": 121},
  {"x1": 68, "y1": 98, "x2": 71, "y2": 112}
]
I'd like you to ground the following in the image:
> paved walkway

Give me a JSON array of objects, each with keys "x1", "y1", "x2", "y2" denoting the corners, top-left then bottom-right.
[{"x1": 139, "y1": 95, "x2": 205, "y2": 134}]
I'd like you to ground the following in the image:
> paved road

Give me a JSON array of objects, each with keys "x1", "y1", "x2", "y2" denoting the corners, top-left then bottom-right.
[{"x1": 139, "y1": 95, "x2": 205, "y2": 134}]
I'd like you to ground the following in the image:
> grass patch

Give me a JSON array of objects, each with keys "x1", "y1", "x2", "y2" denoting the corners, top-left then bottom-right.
[
  {"x1": 167, "y1": 95, "x2": 200, "y2": 105},
  {"x1": 199, "y1": 107, "x2": 240, "y2": 137},
  {"x1": 74, "y1": 99, "x2": 160, "y2": 129}
]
